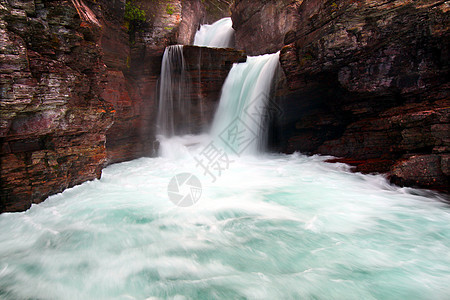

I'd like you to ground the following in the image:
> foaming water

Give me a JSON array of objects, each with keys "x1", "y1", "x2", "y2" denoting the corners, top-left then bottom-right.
[
  {"x1": 0, "y1": 138, "x2": 449, "y2": 299},
  {"x1": 193, "y1": 18, "x2": 234, "y2": 48}
]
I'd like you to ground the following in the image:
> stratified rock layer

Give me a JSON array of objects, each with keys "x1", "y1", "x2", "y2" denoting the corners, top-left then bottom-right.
[
  {"x1": 0, "y1": 0, "x2": 114, "y2": 212},
  {"x1": 231, "y1": 0, "x2": 298, "y2": 55},
  {"x1": 233, "y1": 0, "x2": 449, "y2": 191}
]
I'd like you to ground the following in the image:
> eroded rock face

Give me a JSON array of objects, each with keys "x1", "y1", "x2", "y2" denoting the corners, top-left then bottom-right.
[
  {"x1": 231, "y1": 0, "x2": 299, "y2": 55},
  {"x1": 90, "y1": 0, "x2": 153, "y2": 165},
  {"x1": 270, "y1": 0, "x2": 449, "y2": 191},
  {"x1": 232, "y1": 0, "x2": 449, "y2": 191},
  {"x1": 0, "y1": 0, "x2": 114, "y2": 212}
]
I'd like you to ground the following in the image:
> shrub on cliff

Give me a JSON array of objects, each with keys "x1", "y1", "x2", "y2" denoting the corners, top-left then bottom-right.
[{"x1": 124, "y1": 0, "x2": 146, "y2": 35}]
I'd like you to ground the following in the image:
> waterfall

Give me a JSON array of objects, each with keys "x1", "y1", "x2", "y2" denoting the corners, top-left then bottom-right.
[
  {"x1": 156, "y1": 45, "x2": 192, "y2": 137},
  {"x1": 210, "y1": 52, "x2": 281, "y2": 155},
  {"x1": 2, "y1": 18, "x2": 449, "y2": 300},
  {"x1": 193, "y1": 17, "x2": 234, "y2": 48}
]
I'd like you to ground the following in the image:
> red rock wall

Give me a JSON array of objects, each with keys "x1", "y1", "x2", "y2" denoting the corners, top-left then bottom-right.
[
  {"x1": 0, "y1": 0, "x2": 114, "y2": 212},
  {"x1": 231, "y1": 0, "x2": 299, "y2": 55},
  {"x1": 233, "y1": 0, "x2": 449, "y2": 192},
  {"x1": 94, "y1": 0, "x2": 153, "y2": 165}
]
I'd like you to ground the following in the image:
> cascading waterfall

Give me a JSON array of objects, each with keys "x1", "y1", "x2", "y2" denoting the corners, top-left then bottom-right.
[
  {"x1": 1, "y1": 15, "x2": 449, "y2": 300},
  {"x1": 157, "y1": 16, "x2": 234, "y2": 139},
  {"x1": 193, "y1": 17, "x2": 234, "y2": 48},
  {"x1": 156, "y1": 45, "x2": 192, "y2": 137},
  {"x1": 156, "y1": 17, "x2": 236, "y2": 147},
  {"x1": 210, "y1": 52, "x2": 281, "y2": 155}
]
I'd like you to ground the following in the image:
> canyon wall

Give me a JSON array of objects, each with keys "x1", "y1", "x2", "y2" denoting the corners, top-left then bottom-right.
[
  {"x1": 0, "y1": 0, "x2": 115, "y2": 212},
  {"x1": 232, "y1": 0, "x2": 449, "y2": 191},
  {"x1": 231, "y1": 0, "x2": 298, "y2": 55},
  {"x1": 0, "y1": 0, "x2": 235, "y2": 213}
]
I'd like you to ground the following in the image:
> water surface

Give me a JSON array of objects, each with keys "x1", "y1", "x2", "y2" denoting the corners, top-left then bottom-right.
[{"x1": 1, "y1": 145, "x2": 449, "y2": 299}]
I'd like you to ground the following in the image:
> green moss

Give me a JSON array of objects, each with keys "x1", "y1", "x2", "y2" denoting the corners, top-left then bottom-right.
[
  {"x1": 125, "y1": 1, "x2": 146, "y2": 24},
  {"x1": 124, "y1": 1, "x2": 147, "y2": 40},
  {"x1": 303, "y1": 53, "x2": 313, "y2": 60},
  {"x1": 166, "y1": 4, "x2": 175, "y2": 15}
]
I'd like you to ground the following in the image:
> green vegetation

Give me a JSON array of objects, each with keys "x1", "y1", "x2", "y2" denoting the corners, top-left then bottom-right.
[
  {"x1": 166, "y1": 4, "x2": 175, "y2": 15},
  {"x1": 125, "y1": 1, "x2": 146, "y2": 24},
  {"x1": 124, "y1": 0, "x2": 146, "y2": 37}
]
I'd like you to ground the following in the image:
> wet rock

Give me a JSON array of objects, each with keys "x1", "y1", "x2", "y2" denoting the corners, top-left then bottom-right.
[
  {"x1": 232, "y1": 0, "x2": 450, "y2": 191},
  {"x1": 182, "y1": 45, "x2": 246, "y2": 133},
  {"x1": 0, "y1": 0, "x2": 113, "y2": 212},
  {"x1": 391, "y1": 155, "x2": 448, "y2": 191},
  {"x1": 231, "y1": 0, "x2": 298, "y2": 55}
]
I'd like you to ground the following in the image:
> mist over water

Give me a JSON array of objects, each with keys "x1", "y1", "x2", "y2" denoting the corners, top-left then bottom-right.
[{"x1": 0, "y1": 138, "x2": 449, "y2": 299}]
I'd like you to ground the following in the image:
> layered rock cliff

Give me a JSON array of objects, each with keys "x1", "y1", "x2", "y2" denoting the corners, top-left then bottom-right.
[
  {"x1": 232, "y1": 0, "x2": 449, "y2": 192},
  {"x1": 0, "y1": 0, "x2": 114, "y2": 212},
  {"x1": 232, "y1": 0, "x2": 298, "y2": 55},
  {"x1": 0, "y1": 0, "x2": 236, "y2": 212}
]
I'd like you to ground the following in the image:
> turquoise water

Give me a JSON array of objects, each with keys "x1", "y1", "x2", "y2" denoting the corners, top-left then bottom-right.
[{"x1": 0, "y1": 144, "x2": 449, "y2": 299}]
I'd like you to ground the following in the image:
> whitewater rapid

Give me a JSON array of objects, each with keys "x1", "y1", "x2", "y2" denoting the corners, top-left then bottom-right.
[{"x1": 0, "y1": 137, "x2": 449, "y2": 299}]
